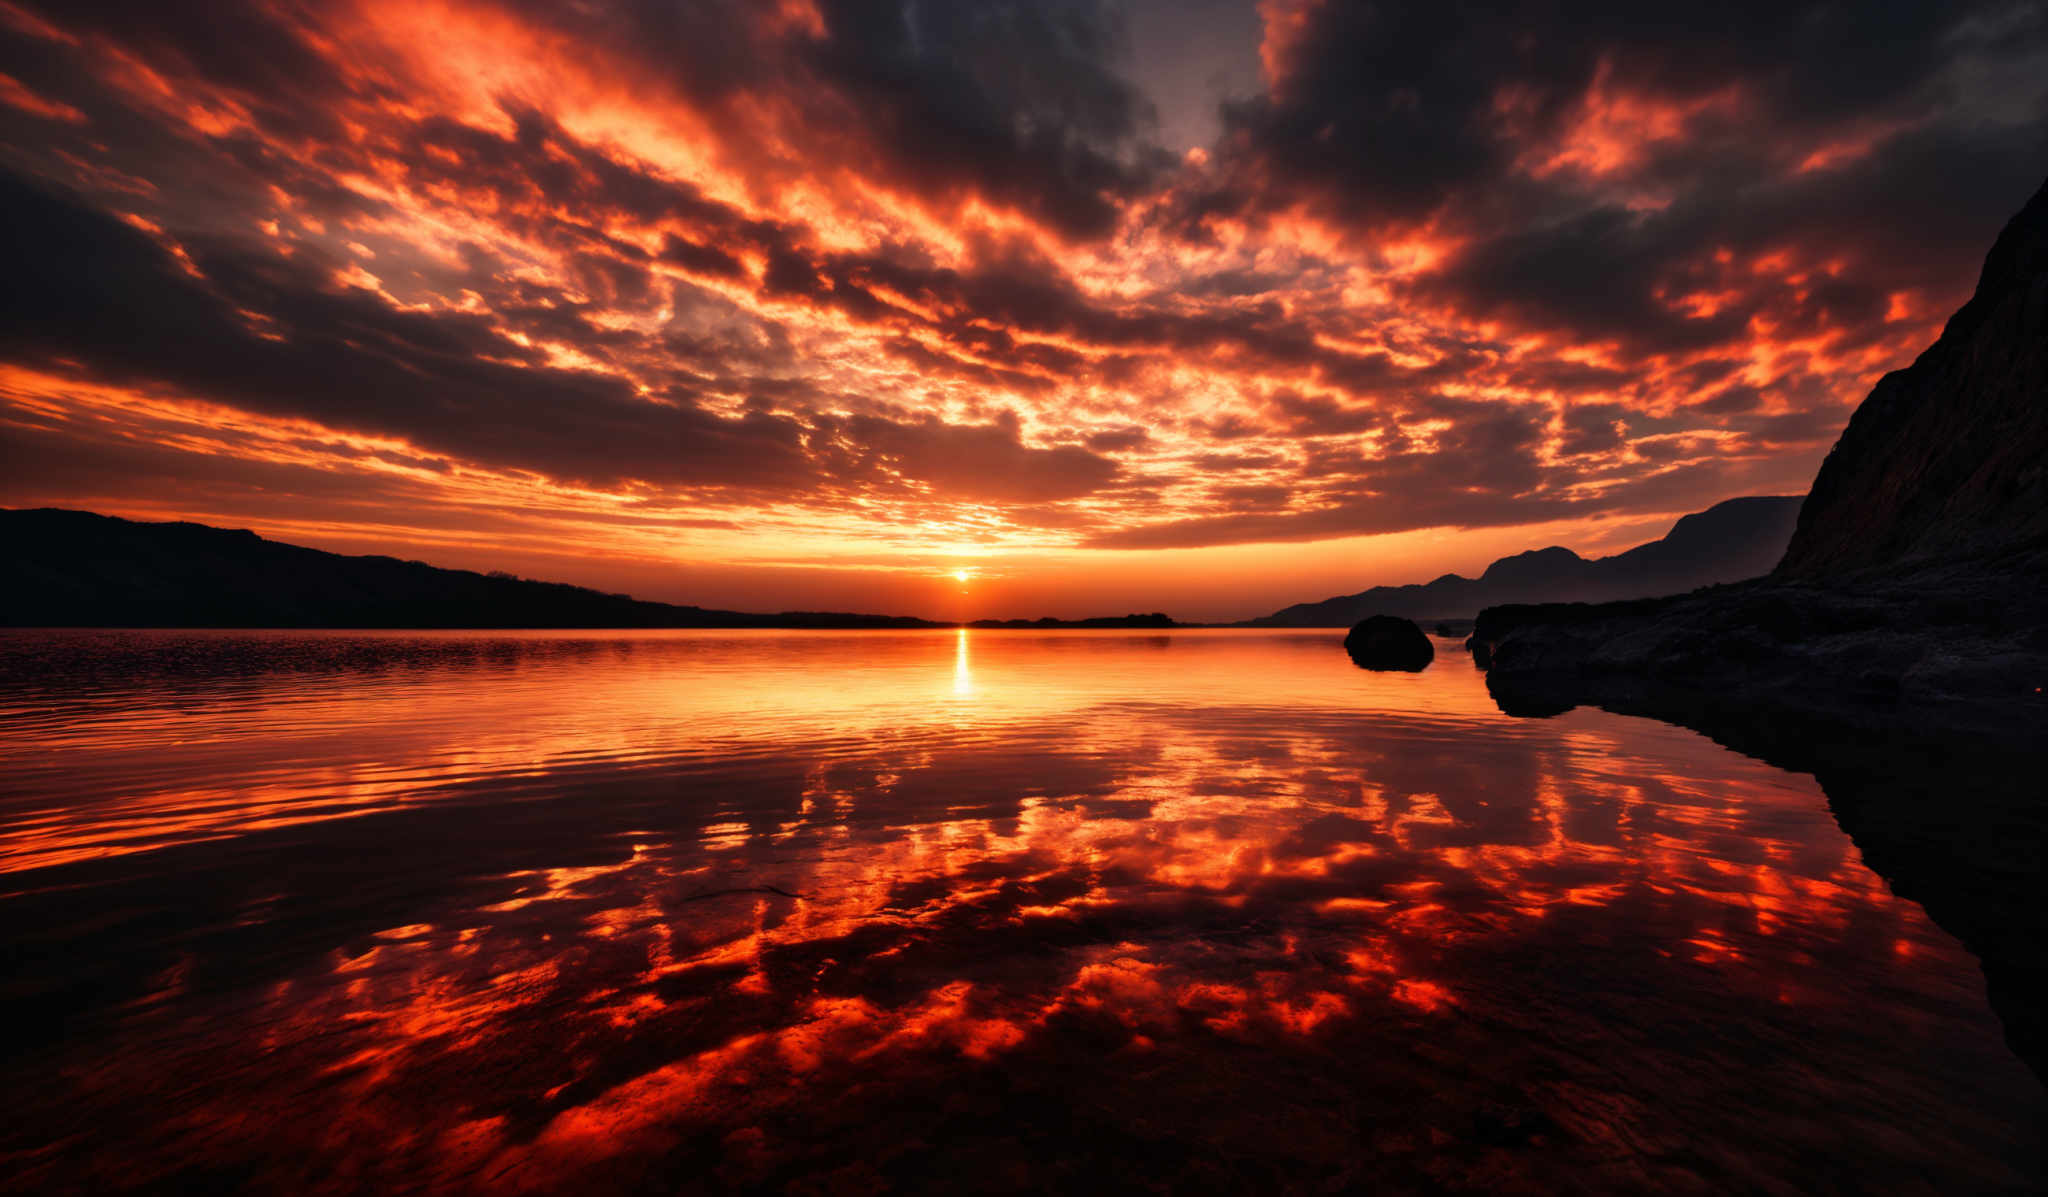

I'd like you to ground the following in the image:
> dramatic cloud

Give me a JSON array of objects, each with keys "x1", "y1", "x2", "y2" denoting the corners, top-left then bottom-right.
[{"x1": 1, "y1": 0, "x2": 2043, "y2": 615}]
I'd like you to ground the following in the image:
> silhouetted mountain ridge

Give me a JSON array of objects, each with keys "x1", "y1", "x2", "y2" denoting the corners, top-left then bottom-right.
[
  {"x1": 0, "y1": 509, "x2": 941, "y2": 629},
  {"x1": 968, "y1": 613, "x2": 1177, "y2": 629},
  {"x1": 1252, "y1": 495, "x2": 1802, "y2": 626}
]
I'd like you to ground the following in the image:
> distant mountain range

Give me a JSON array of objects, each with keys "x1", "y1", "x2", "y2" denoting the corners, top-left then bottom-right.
[
  {"x1": 0, "y1": 509, "x2": 945, "y2": 629},
  {"x1": 2, "y1": 501, "x2": 1796, "y2": 631},
  {"x1": 0, "y1": 509, "x2": 1192, "y2": 630},
  {"x1": 969, "y1": 614, "x2": 1176, "y2": 629},
  {"x1": 1250, "y1": 495, "x2": 1804, "y2": 626}
]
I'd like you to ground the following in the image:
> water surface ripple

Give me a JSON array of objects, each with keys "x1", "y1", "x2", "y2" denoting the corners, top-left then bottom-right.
[{"x1": 0, "y1": 629, "x2": 2039, "y2": 1192}]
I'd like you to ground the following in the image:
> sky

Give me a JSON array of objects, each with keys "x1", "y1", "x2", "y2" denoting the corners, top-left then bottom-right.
[{"x1": 1, "y1": 1, "x2": 2044, "y2": 621}]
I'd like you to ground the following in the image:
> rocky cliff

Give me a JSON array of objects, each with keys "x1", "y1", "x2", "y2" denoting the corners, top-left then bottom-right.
[
  {"x1": 1778, "y1": 177, "x2": 2048, "y2": 580},
  {"x1": 1473, "y1": 175, "x2": 2048, "y2": 728}
]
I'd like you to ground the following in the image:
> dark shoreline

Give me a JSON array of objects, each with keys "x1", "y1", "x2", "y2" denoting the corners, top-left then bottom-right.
[
  {"x1": 5, "y1": 509, "x2": 1203, "y2": 630},
  {"x1": 1467, "y1": 547, "x2": 2046, "y2": 739}
]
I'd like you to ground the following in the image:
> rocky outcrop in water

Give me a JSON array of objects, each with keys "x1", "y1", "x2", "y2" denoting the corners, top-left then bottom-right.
[
  {"x1": 1471, "y1": 563, "x2": 2041, "y2": 734},
  {"x1": 1344, "y1": 615, "x2": 1434, "y2": 671}
]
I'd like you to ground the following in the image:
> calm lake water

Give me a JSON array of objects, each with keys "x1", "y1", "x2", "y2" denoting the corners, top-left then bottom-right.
[{"x1": 1, "y1": 629, "x2": 2040, "y2": 1193}]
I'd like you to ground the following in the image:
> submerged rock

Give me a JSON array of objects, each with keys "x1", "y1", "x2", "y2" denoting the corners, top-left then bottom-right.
[{"x1": 1344, "y1": 615, "x2": 1434, "y2": 671}]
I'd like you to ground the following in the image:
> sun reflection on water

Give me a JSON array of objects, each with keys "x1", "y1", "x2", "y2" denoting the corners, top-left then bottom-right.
[{"x1": 952, "y1": 626, "x2": 972, "y2": 698}]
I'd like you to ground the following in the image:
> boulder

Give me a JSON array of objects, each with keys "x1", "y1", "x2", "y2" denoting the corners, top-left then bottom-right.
[{"x1": 1344, "y1": 615, "x2": 1434, "y2": 671}]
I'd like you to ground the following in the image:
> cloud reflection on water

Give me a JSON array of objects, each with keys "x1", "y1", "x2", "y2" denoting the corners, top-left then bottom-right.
[{"x1": 0, "y1": 630, "x2": 2039, "y2": 1192}]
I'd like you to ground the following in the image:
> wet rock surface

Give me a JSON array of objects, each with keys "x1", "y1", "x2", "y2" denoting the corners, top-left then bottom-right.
[{"x1": 1470, "y1": 553, "x2": 2045, "y2": 737}]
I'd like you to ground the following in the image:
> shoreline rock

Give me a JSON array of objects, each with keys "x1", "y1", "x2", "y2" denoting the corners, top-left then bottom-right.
[
  {"x1": 1344, "y1": 615, "x2": 1434, "y2": 671},
  {"x1": 1469, "y1": 551, "x2": 2045, "y2": 738}
]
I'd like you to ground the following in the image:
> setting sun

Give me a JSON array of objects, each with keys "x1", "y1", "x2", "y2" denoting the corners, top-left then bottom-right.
[{"x1": 950, "y1": 568, "x2": 973, "y2": 584}]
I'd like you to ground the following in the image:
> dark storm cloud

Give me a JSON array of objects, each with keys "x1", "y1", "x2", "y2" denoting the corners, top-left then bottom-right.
[
  {"x1": 1217, "y1": 1, "x2": 2044, "y2": 223},
  {"x1": 1193, "y1": 0, "x2": 2048, "y2": 358},
  {"x1": 811, "y1": 240, "x2": 1341, "y2": 368},
  {"x1": 1557, "y1": 403, "x2": 1628, "y2": 457},
  {"x1": 0, "y1": 166, "x2": 813, "y2": 493},
  {"x1": 1, "y1": 0, "x2": 1167, "y2": 247},
  {"x1": 1084, "y1": 425, "x2": 1151, "y2": 452},
  {"x1": 6, "y1": 0, "x2": 1165, "y2": 230},
  {"x1": 50, "y1": 40, "x2": 1440, "y2": 415},
  {"x1": 0, "y1": 0, "x2": 356, "y2": 132},
  {"x1": 801, "y1": 0, "x2": 1172, "y2": 237},
  {"x1": 474, "y1": 0, "x2": 1169, "y2": 240},
  {"x1": 1266, "y1": 389, "x2": 1380, "y2": 436},
  {"x1": 1075, "y1": 0, "x2": 2048, "y2": 550},
  {"x1": 827, "y1": 410, "x2": 1121, "y2": 503}
]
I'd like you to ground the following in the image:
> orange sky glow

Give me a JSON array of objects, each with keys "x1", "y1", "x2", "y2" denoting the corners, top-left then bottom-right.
[{"x1": 2, "y1": 0, "x2": 2043, "y2": 619}]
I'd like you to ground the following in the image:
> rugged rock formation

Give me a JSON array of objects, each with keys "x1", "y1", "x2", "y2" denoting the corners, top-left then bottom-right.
[
  {"x1": 1254, "y1": 496, "x2": 1801, "y2": 626},
  {"x1": 1457, "y1": 176, "x2": 2048, "y2": 1094},
  {"x1": 1473, "y1": 175, "x2": 2048, "y2": 727},
  {"x1": 1778, "y1": 176, "x2": 2048, "y2": 580},
  {"x1": 1471, "y1": 565, "x2": 2042, "y2": 734},
  {"x1": 1343, "y1": 615, "x2": 1434, "y2": 671}
]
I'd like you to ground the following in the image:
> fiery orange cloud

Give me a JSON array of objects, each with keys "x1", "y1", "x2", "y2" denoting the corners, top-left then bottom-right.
[{"x1": 0, "y1": 0, "x2": 2041, "y2": 617}]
